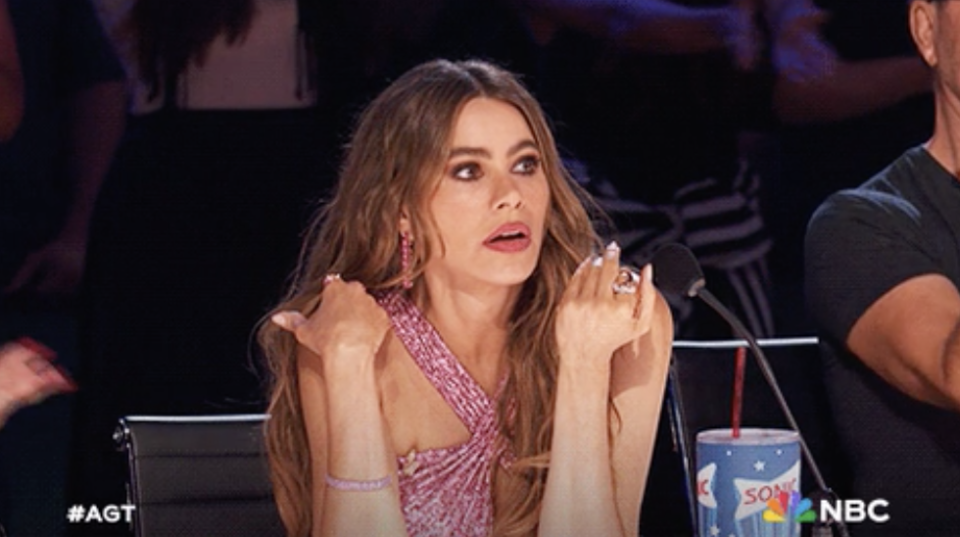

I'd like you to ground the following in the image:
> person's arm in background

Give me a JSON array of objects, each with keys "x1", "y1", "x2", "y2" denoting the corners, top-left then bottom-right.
[
  {"x1": 773, "y1": 56, "x2": 931, "y2": 123},
  {"x1": 517, "y1": 0, "x2": 750, "y2": 55},
  {"x1": 4, "y1": 0, "x2": 125, "y2": 297},
  {"x1": 0, "y1": 0, "x2": 23, "y2": 141},
  {"x1": 769, "y1": 0, "x2": 931, "y2": 123}
]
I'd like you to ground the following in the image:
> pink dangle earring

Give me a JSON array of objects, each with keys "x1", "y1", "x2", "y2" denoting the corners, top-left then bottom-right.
[{"x1": 400, "y1": 231, "x2": 413, "y2": 289}]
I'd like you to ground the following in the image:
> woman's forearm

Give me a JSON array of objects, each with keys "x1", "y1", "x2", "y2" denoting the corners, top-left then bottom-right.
[
  {"x1": 319, "y1": 356, "x2": 408, "y2": 537},
  {"x1": 539, "y1": 358, "x2": 623, "y2": 537}
]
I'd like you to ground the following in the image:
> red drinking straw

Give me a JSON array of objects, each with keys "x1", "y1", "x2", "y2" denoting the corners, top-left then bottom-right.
[{"x1": 731, "y1": 346, "x2": 746, "y2": 439}]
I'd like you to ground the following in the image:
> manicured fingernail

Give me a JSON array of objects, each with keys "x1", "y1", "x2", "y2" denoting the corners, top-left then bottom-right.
[
  {"x1": 270, "y1": 313, "x2": 288, "y2": 328},
  {"x1": 592, "y1": 255, "x2": 604, "y2": 267},
  {"x1": 605, "y1": 241, "x2": 619, "y2": 259}
]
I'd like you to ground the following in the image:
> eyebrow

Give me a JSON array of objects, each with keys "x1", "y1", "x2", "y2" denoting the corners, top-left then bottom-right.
[{"x1": 448, "y1": 139, "x2": 539, "y2": 159}]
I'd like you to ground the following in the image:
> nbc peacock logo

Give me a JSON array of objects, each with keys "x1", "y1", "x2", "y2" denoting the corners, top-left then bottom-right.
[{"x1": 762, "y1": 491, "x2": 816, "y2": 524}]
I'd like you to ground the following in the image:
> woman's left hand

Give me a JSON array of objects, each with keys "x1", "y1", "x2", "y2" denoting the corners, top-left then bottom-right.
[{"x1": 555, "y1": 242, "x2": 656, "y2": 368}]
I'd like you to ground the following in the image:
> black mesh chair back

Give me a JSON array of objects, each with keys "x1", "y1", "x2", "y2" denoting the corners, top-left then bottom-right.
[{"x1": 114, "y1": 414, "x2": 284, "y2": 537}]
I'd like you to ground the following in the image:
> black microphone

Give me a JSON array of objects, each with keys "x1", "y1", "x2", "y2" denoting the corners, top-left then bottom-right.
[{"x1": 652, "y1": 243, "x2": 849, "y2": 537}]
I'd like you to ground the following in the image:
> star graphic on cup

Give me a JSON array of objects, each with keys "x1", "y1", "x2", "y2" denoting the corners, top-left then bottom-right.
[
  {"x1": 753, "y1": 459, "x2": 766, "y2": 472},
  {"x1": 709, "y1": 523, "x2": 720, "y2": 536}
]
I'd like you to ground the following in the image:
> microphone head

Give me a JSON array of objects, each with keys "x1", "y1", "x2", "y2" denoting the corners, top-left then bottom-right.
[{"x1": 651, "y1": 243, "x2": 706, "y2": 299}]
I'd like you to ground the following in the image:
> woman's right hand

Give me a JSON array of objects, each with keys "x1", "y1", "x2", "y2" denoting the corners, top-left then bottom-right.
[
  {"x1": 555, "y1": 243, "x2": 656, "y2": 370},
  {"x1": 271, "y1": 276, "x2": 392, "y2": 368}
]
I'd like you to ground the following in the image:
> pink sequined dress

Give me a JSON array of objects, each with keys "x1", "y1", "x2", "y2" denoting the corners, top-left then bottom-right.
[{"x1": 378, "y1": 290, "x2": 506, "y2": 537}]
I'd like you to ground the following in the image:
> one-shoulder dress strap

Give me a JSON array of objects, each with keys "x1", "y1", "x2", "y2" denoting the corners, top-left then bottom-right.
[{"x1": 378, "y1": 291, "x2": 495, "y2": 433}]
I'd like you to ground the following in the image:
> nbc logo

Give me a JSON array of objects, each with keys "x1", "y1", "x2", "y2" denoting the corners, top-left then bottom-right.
[
  {"x1": 762, "y1": 491, "x2": 815, "y2": 523},
  {"x1": 763, "y1": 492, "x2": 890, "y2": 525}
]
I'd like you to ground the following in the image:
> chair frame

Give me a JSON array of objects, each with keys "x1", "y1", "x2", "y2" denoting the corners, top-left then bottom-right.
[{"x1": 114, "y1": 413, "x2": 282, "y2": 537}]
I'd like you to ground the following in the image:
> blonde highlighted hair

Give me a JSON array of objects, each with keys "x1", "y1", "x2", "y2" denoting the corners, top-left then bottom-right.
[{"x1": 258, "y1": 59, "x2": 602, "y2": 536}]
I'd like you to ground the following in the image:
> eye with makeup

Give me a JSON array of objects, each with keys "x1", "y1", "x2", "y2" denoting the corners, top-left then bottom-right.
[
  {"x1": 512, "y1": 154, "x2": 542, "y2": 176},
  {"x1": 449, "y1": 161, "x2": 482, "y2": 181},
  {"x1": 447, "y1": 153, "x2": 542, "y2": 182}
]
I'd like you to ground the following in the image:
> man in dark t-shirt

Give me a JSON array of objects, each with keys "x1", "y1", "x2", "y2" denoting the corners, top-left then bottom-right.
[{"x1": 805, "y1": 1, "x2": 960, "y2": 535}]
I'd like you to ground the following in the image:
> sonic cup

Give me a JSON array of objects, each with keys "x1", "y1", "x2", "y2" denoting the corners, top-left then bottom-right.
[{"x1": 696, "y1": 428, "x2": 801, "y2": 537}]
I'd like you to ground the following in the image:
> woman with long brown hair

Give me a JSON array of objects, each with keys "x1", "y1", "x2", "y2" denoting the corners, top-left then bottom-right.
[{"x1": 261, "y1": 58, "x2": 673, "y2": 537}]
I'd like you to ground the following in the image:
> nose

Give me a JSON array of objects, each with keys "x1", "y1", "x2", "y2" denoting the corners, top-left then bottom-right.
[{"x1": 492, "y1": 171, "x2": 523, "y2": 211}]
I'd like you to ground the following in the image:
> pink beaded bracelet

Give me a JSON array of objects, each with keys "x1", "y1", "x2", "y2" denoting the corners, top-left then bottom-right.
[{"x1": 324, "y1": 473, "x2": 392, "y2": 492}]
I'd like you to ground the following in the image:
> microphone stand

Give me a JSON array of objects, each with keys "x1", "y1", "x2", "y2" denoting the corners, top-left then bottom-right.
[{"x1": 696, "y1": 287, "x2": 851, "y2": 537}]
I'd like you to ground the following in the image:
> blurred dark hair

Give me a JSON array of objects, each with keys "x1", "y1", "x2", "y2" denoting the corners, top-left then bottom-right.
[{"x1": 126, "y1": 0, "x2": 257, "y2": 100}]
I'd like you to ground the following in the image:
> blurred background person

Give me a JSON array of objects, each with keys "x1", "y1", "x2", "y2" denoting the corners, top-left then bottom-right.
[
  {"x1": 69, "y1": 0, "x2": 332, "y2": 533},
  {"x1": 0, "y1": 0, "x2": 125, "y2": 534}
]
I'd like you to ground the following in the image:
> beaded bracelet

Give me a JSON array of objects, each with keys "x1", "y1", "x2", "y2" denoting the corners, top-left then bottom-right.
[{"x1": 324, "y1": 473, "x2": 392, "y2": 492}]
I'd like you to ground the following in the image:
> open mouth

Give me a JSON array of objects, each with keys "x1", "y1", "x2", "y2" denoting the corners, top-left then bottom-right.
[
  {"x1": 484, "y1": 223, "x2": 532, "y2": 252},
  {"x1": 487, "y1": 230, "x2": 527, "y2": 243}
]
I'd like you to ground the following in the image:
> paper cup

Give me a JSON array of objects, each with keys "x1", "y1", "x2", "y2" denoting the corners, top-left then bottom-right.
[{"x1": 696, "y1": 428, "x2": 801, "y2": 537}]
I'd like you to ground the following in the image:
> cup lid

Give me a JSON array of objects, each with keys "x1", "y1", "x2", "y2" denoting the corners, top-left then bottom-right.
[{"x1": 696, "y1": 427, "x2": 799, "y2": 445}]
